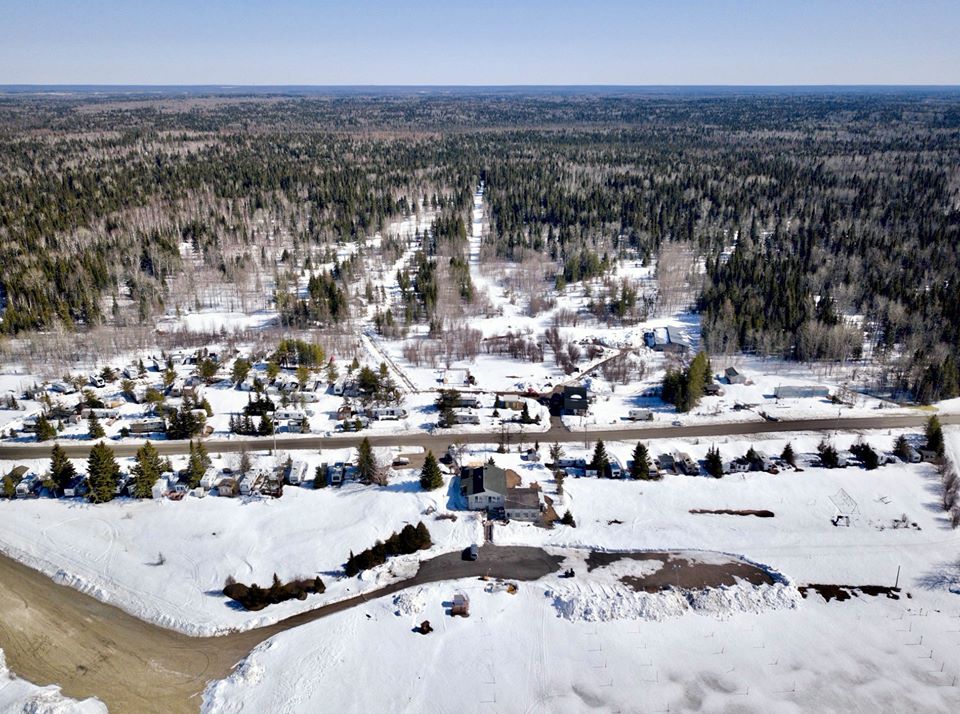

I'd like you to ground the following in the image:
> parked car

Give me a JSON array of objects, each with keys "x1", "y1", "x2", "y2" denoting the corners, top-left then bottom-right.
[{"x1": 463, "y1": 544, "x2": 479, "y2": 561}]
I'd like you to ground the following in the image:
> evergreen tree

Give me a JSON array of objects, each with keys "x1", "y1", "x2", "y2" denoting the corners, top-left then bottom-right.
[
  {"x1": 851, "y1": 441, "x2": 880, "y2": 470},
  {"x1": 131, "y1": 441, "x2": 162, "y2": 498},
  {"x1": 705, "y1": 445, "x2": 724, "y2": 478},
  {"x1": 560, "y1": 510, "x2": 577, "y2": 527},
  {"x1": 356, "y1": 437, "x2": 377, "y2": 484},
  {"x1": 414, "y1": 521, "x2": 432, "y2": 548},
  {"x1": 87, "y1": 413, "x2": 105, "y2": 439},
  {"x1": 231, "y1": 358, "x2": 251, "y2": 385},
  {"x1": 817, "y1": 439, "x2": 840, "y2": 469},
  {"x1": 187, "y1": 440, "x2": 206, "y2": 488},
  {"x1": 893, "y1": 435, "x2": 911, "y2": 460},
  {"x1": 590, "y1": 440, "x2": 610, "y2": 475},
  {"x1": 925, "y1": 415, "x2": 945, "y2": 457},
  {"x1": 781, "y1": 442, "x2": 796, "y2": 467},
  {"x1": 35, "y1": 414, "x2": 56, "y2": 442},
  {"x1": 630, "y1": 442, "x2": 650, "y2": 480},
  {"x1": 419, "y1": 450, "x2": 443, "y2": 490},
  {"x1": 49, "y1": 443, "x2": 76, "y2": 491},
  {"x1": 258, "y1": 414, "x2": 274, "y2": 436},
  {"x1": 314, "y1": 465, "x2": 328, "y2": 488},
  {"x1": 520, "y1": 402, "x2": 533, "y2": 424},
  {"x1": 87, "y1": 441, "x2": 120, "y2": 503}
]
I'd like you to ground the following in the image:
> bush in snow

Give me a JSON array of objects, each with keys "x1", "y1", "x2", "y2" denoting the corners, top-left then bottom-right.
[{"x1": 344, "y1": 522, "x2": 432, "y2": 577}]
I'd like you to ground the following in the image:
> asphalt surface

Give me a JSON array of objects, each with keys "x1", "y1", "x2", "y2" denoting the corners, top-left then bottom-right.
[
  {"x1": 0, "y1": 545, "x2": 561, "y2": 713},
  {"x1": 1, "y1": 413, "x2": 955, "y2": 460}
]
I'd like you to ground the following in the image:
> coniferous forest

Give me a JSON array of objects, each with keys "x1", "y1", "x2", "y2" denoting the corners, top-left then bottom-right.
[{"x1": 0, "y1": 88, "x2": 958, "y2": 401}]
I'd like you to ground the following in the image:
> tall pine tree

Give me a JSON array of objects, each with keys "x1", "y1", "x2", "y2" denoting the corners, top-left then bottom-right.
[
  {"x1": 590, "y1": 440, "x2": 610, "y2": 475},
  {"x1": 87, "y1": 441, "x2": 120, "y2": 503},
  {"x1": 49, "y1": 443, "x2": 76, "y2": 491},
  {"x1": 356, "y1": 437, "x2": 377, "y2": 484},
  {"x1": 630, "y1": 442, "x2": 650, "y2": 480},
  {"x1": 419, "y1": 450, "x2": 443, "y2": 490},
  {"x1": 131, "y1": 441, "x2": 162, "y2": 498}
]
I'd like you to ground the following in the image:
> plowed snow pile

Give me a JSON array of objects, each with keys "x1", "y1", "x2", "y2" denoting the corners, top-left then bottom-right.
[{"x1": 547, "y1": 580, "x2": 800, "y2": 622}]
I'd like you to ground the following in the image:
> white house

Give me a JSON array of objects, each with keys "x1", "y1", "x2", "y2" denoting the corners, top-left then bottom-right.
[{"x1": 460, "y1": 464, "x2": 508, "y2": 510}]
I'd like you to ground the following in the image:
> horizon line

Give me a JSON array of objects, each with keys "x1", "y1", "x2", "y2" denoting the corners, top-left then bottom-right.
[{"x1": 3, "y1": 83, "x2": 960, "y2": 90}]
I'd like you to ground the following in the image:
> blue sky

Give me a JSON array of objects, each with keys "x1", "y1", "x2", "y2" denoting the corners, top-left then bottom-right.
[{"x1": 2, "y1": 0, "x2": 958, "y2": 85}]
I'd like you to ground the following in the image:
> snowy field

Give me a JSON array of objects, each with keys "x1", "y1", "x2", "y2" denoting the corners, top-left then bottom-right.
[
  {"x1": 201, "y1": 574, "x2": 959, "y2": 713},
  {"x1": 0, "y1": 450, "x2": 481, "y2": 635},
  {"x1": 200, "y1": 428, "x2": 960, "y2": 713},
  {"x1": 0, "y1": 647, "x2": 105, "y2": 714}
]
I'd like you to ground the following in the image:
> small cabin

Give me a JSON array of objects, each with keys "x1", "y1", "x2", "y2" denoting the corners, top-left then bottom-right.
[{"x1": 217, "y1": 477, "x2": 239, "y2": 498}]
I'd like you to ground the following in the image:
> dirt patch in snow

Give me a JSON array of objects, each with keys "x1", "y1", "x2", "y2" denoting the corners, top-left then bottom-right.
[
  {"x1": 585, "y1": 550, "x2": 774, "y2": 592},
  {"x1": 621, "y1": 555, "x2": 774, "y2": 593},
  {"x1": 689, "y1": 508, "x2": 775, "y2": 518},
  {"x1": 798, "y1": 584, "x2": 905, "y2": 602}
]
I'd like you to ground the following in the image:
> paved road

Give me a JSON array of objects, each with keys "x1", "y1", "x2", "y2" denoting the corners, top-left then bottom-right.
[
  {"x1": 1, "y1": 413, "x2": 955, "y2": 460},
  {"x1": 0, "y1": 545, "x2": 561, "y2": 713}
]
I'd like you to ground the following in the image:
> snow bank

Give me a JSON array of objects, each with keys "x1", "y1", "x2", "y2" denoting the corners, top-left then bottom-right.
[
  {"x1": 392, "y1": 587, "x2": 427, "y2": 617},
  {"x1": 547, "y1": 581, "x2": 801, "y2": 622}
]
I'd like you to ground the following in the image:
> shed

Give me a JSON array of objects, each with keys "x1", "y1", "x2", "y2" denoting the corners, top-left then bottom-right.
[{"x1": 725, "y1": 367, "x2": 746, "y2": 385}]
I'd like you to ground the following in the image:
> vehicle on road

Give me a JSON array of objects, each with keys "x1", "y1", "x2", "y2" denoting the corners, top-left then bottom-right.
[{"x1": 463, "y1": 544, "x2": 479, "y2": 561}]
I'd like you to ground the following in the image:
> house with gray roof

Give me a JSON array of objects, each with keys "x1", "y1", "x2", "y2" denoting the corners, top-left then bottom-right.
[{"x1": 460, "y1": 464, "x2": 508, "y2": 510}]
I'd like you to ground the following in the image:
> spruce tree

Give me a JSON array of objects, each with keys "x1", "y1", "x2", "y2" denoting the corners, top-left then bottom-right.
[
  {"x1": 419, "y1": 450, "x2": 443, "y2": 490},
  {"x1": 705, "y1": 445, "x2": 724, "y2": 478},
  {"x1": 36, "y1": 414, "x2": 56, "y2": 442},
  {"x1": 414, "y1": 521, "x2": 432, "y2": 549},
  {"x1": 87, "y1": 413, "x2": 105, "y2": 439},
  {"x1": 630, "y1": 442, "x2": 650, "y2": 480},
  {"x1": 49, "y1": 443, "x2": 76, "y2": 491},
  {"x1": 258, "y1": 414, "x2": 274, "y2": 436},
  {"x1": 87, "y1": 441, "x2": 120, "y2": 503},
  {"x1": 817, "y1": 439, "x2": 840, "y2": 469},
  {"x1": 925, "y1": 415, "x2": 945, "y2": 457},
  {"x1": 781, "y1": 442, "x2": 796, "y2": 467},
  {"x1": 131, "y1": 441, "x2": 162, "y2": 498},
  {"x1": 520, "y1": 402, "x2": 533, "y2": 424},
  {"x1": 314, "y1": 465, "x2": 328, "y2": 488},
  {"x1": 356, "y1": 437, "x2": 377, "y2": 484},
  {"x1": 590, "y1": 440, "x2": 610, "y2": 475},
  {"x1": 187, "y1": 440, "x2": 206, "y2": 488},
  {"x1": 893, "y1": 435, "x2": 910, "y2": 460}
]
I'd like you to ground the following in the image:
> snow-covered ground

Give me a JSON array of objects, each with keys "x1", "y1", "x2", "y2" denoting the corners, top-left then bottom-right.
[
  {"x1": 201, "y1": 572, "x2": 960, "y2": 713},
  {"x1": 0, "y1": 648, "x2": 106, "y2": 714},
  {"x1": 0, "y1": 451, "x2": 481, "y2": 636},
  {"x1": 200, "y1": 429, "x2": 960, "y2": 712}
]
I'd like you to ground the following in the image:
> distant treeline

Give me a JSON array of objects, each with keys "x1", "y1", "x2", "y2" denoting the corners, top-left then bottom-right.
[{"x1": 1, "y1": 91, "x2": 958, "y2": 400}]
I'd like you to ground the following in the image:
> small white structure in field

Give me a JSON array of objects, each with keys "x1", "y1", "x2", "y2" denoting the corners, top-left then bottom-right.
[{"x1": 829, "y1": 488, "x2": 860, "y2": 527}]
